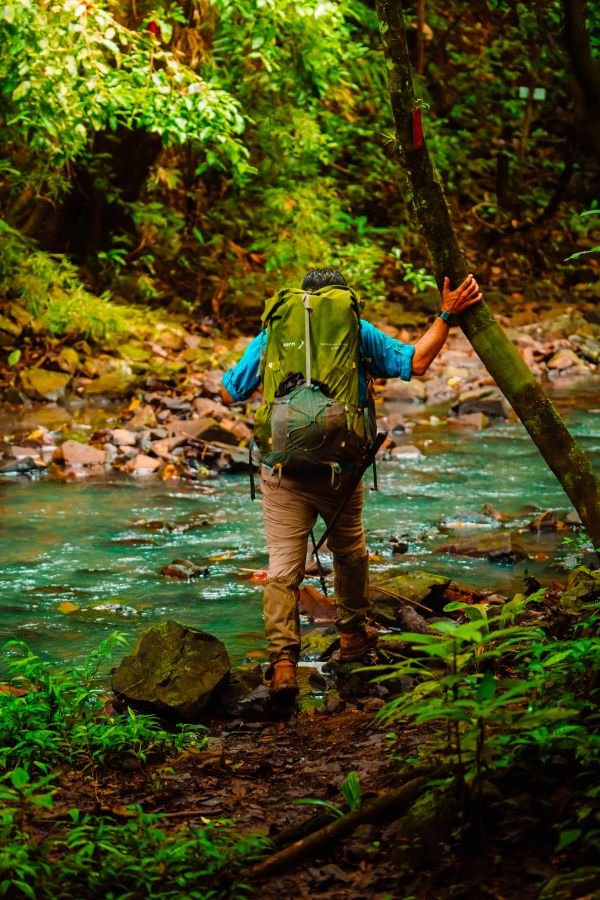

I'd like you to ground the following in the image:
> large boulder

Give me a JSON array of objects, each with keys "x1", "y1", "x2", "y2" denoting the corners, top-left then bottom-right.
[{"x1": 111, "y1": 621, "x2": 231, "y2": 718}]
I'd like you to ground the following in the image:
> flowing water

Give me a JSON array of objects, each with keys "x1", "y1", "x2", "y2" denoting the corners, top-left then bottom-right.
[{"x1": 1, "y1": 385, "x2": 599, "y2": 669}]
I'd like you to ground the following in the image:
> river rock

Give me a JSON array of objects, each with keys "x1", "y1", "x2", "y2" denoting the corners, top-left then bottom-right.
[
  {"x1": 569, "y1": 333, "x2": 600, "y2": 363},
  {"x1": 452, "y1": 387, "x2": 508, "y2": 419},
  {"x1": 217, "y1": 665, "x2": 268, "y2": 719},
  {"x1": 448, "y1": 412, "x2": 490, "y2": 429},
  {"x1": 0, "y1": 456, "x2": 47, "y2": 475},
  {"x1": 390, "y1": 444, "x2": 424, "y2": 459},
  {"x1": 381, "y1": 379, "x2": 426, "y2": 402},
  {"x1": 528, "y1": 510, "x2": 558, "y2": 531},
  {"x1": 20, "y1": 368, "x2": 71, "y2": 401},
  {"x1": 111, "y1": 621, "x2": 231, "y2": 718},
  {"x1": 370, "y1": 571, "x2": 451, "y2": 618},
  {"x1": 441, "y1": 511, "x2": 497, "y2": 529},
  {"x1": 55, "y1": 347, "x2": 80, "y2": 374},
  {"x1": 558, "y1": 566, "x2": 600, "y2": 615},
  {"x1": 128, "y1": 405, "x2": 158, "y2": 429},
  {"x1": 300, "y1": 626, "x2": 338, "y2": 660},
  {"x1": 53, "y1": 440, "x2": 106, "y2": 467},
  {"x1": 159, "y1": 559, "x2": 208, "y2": 580},
  {"x1": 482, "y1": 503, "x2": 510, "y2": 522},
  {"x1": 111, "y1": 428, "x2": 138, "y2": 447},
  {"x1": 82, "y1": 369, "x2": 137, "y2": 396},
  {"x1": 547, "y1": 348, "x2": 580, "y2": 370},
  {"x1": 126, "y1": 453, "x2": 161, "y2": 474},
  {"x1": 438, "y1": 531, "x2": 528, "y2": 564}
]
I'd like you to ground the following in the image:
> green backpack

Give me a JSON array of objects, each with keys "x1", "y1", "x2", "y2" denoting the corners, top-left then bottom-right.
[{"x1": 254, "y1": 285, "x2": 375, "y2": 472}]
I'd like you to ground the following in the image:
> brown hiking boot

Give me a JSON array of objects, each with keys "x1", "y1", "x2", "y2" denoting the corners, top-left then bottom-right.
[
  {"x1": 331, "y1": 627, "x2": 379, "y2": 664},
  {"x1": 268, "y1": 659, "x2": 299, "y2": 702}
]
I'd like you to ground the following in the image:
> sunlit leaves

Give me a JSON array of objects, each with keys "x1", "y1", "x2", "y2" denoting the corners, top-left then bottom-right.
[{"x1": 0, "y1": 0, "x2": 249, "y2": 196}]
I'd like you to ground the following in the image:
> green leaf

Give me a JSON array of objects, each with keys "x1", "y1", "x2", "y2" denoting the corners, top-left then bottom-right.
[
  {"x1": 475, "y1": 671, "x2": 496, "y2": 703},
  {"x1": 7, "y1": 349, "x2": 21, "y2": 366},
  {"x1": 10, "y1": 768, "x2": 30, "y2": 789},
  {"x1": 556, "y1": 828, "x2": 581, "y2": 851},
  {"x1": 564, "y1": 247, "x2": 600, "y2": 261},
  {"x1": 293, "y1": 798, "x2": 344, "y2": 817}
]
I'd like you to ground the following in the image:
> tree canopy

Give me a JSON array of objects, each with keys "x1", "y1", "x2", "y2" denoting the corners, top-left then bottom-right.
[{"x1": 0, "y1": 0, "x2": 599, "y2": 323}]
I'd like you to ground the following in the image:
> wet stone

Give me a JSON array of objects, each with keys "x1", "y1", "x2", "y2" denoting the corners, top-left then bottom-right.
[
  {"x1": 20, "y1": 368, "x2": 71, "y2": 401},
  {"x1": 53, "y1": 440, "x2": 106, "y2": 467},
  {"x1": 159, "y1": 559, "x2": 209, "y2": 580},
  {"x1": 438, "y1": 531, "x2": 528, "y2": 564}
]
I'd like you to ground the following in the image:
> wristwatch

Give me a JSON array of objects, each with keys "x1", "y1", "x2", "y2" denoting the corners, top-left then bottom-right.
[{"x1": 438, "y1": 310, "x2": 456, "y2": 326}]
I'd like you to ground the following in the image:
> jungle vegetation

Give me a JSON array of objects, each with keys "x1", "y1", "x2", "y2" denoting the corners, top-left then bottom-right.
[{"x1": 1, "y1": 0, "x2": 599, "y2": 336}]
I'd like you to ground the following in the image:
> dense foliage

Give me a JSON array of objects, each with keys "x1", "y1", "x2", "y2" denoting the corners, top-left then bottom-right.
[
  {"x1": 0, "y1": 636, "x2": 268, "y2": 898},
  {"x1": 0, "y1": 0, "x2": 599, "y2": 328},
  {"x1": 377, "y1": 585, "x2": 600, "y2": 865}
]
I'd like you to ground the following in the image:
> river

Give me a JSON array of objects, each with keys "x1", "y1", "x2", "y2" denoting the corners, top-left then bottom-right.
[{"x1": 1, "y1": 384, "x2": 598, "y2": 669}]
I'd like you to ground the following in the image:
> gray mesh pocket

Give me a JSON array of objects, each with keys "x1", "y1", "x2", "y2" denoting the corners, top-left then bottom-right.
[{"x1": 271, "y1": 384, "x2": 347, "y2": 457}]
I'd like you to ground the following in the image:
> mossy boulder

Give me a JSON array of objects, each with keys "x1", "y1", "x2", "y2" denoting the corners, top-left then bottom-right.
[
  {"x1": 111, "y1": 621, "x2": 230, "y2": 718},
  {"x1": 559, "y1": 566, "x2": 600, "y2": 615},
  {"x1": 20, "y1": 368, "x2": 71, "y2": 400},
  {"x1": 370, "y1": 571, "x2": 451, "y2": 618}
]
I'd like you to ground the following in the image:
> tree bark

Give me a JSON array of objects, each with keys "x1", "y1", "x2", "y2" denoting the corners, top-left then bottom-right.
[
  {"x1": 562, "y1": 0, "x2": 600, "y2": 158},
  {"x1": 375, "y1": 0, "x2": 600, "y2": 548},
  {"x1": 415, "y1": 0, "x2": 426, "y2": 76}
]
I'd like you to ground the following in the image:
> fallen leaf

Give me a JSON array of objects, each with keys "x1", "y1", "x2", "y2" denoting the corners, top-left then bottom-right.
[
  {"x1": 57, "y1": 601, "x2": 79, "y2": 614},
  {"x1": 239, "y1": 568, "x2": 268, "y2": 583}
]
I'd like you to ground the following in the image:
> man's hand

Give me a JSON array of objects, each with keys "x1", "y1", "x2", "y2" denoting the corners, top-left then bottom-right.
[
  {"x1": 411, "y1": 273, "x2": 483, "y2": 375},
  {"x1": 441, "y1": 273, "x2": 482, "y2": 316}
]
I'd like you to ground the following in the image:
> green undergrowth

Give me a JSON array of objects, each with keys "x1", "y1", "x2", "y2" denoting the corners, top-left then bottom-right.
[
  {"x1": 375, "y1": 587, "x2": 600, "y2": 873},
  {"x1": 0, "y1": 221, "x2": 143, "y2": 346},
  {"x1": 0, "y1": 635, "x2": 268, "y2": 898}
]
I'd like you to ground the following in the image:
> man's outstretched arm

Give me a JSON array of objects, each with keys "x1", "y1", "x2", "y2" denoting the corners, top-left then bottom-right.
[{"x1": 411, "y1": 274, "x2": 482, "y2": 375}]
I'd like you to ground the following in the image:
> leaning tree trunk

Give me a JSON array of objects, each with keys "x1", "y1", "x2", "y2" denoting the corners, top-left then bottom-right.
[{"x1": 375, "y1": 0, "x2": 600, "y2": 548}]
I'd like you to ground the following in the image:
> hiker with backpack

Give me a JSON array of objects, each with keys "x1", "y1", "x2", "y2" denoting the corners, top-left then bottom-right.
[{"x1": 221, "y1": 267, "x2": 482, "y2": 700}]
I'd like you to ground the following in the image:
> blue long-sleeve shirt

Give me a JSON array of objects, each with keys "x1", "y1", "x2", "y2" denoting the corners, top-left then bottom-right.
[{"x1": 222, "y1": 320, "x2": 415, "y2": 406}]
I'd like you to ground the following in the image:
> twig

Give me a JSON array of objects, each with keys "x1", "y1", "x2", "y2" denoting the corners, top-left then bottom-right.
[{"x1": 369, "y1": 583, "x2": 433, "y2": 614}]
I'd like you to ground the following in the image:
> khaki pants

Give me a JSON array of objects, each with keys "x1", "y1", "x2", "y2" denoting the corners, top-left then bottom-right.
[{"x1": 260, "y1": 465, "x2": 370, "y2": 662}]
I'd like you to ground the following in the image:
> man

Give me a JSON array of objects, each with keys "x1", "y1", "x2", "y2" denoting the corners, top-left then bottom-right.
[{"x1": 221, "y1": 267, "x2": 481, "y2": 700}]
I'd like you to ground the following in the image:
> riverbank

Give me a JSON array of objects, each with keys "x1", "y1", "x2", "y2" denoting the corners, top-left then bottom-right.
[
  {"x1": 0, "y1": 297, "x2": 598, "y2": 483},
  {"x1": 3, "y1": 565, "x2": 600, "y2": 900}
]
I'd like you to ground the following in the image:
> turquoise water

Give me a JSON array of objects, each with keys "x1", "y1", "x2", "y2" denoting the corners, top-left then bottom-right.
[{"x1": 1, "y1": 395, "x2": 599, "y2": 668}]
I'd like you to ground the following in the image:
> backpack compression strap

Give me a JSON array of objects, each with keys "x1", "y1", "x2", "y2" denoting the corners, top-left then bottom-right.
[{"x1": 302, "y1": 291, "x2": 312, "y2": 386}]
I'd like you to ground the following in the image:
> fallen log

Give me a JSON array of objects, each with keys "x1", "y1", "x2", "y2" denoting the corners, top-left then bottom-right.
[{"x1": 248, "y1": 775, "x2": 428, "y2": 881}]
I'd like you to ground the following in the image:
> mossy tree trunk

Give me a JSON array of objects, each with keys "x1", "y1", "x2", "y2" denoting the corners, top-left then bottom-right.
[{"x1": 375, "y1": 0, "x2": 600, "y2": 548}]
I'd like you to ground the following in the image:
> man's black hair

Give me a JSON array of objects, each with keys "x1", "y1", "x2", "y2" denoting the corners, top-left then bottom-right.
[{"x1": 302, "y1": 268, "x2": 347, "y2": 291}]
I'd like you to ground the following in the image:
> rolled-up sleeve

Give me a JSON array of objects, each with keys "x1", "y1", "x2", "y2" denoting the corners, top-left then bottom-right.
[
  {"x1": 360, "y1": 320, "x2": 414, "y2": 381},
  {"x1": 221, "y1": 331, "x2": 264, "y2": 401}
]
